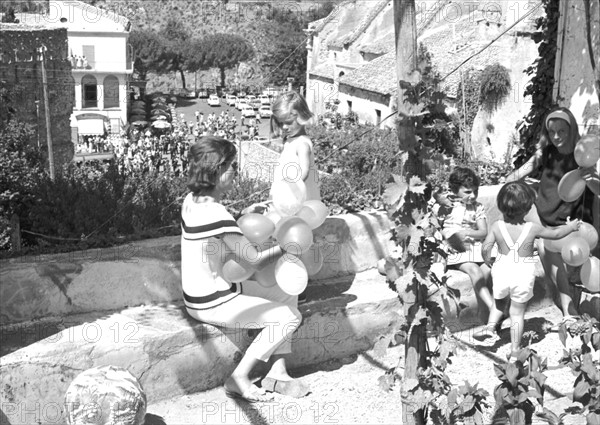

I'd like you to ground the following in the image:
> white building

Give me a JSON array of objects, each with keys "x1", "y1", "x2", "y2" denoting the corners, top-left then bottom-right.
[
  {"x1": 305, "y1": 0, "x2": 543, "y2": 162},
  {"x1": 16, "y1": 0, "x2": 134, "y2": 140},
  {"x1": 57, "y1": 0, "x2": 133, "y2": 139}
]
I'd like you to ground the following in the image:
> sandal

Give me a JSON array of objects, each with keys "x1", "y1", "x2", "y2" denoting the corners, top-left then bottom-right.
[
  {"x1": 261, "y1": 377, "x2": 310, "y2": 398},
  {"x1": 225, "y1": 384, "x2": 273, "y2": 403}
]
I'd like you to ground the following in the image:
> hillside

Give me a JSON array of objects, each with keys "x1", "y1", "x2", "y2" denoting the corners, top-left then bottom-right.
[{"x1": 89, "y1": 0, "x2": 338, "y2": 92}]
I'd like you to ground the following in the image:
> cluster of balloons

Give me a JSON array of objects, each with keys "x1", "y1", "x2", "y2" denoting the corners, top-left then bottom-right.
[
  {"x1": 557, "y1": 134, "x2": 600, "y2": 202},
  {"x1": 553, "y1": 134, "x2": 600, "y2": 293},
  {"x1": 223, "y1": 179, "x2": 329, "y2": 295},
  {"x1": 545, "y1": 221, "x2": 599, "y2": 293}
]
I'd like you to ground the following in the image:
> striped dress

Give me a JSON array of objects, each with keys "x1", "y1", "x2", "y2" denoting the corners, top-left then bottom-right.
[{"x1": 181, "y1": 193, "x2": 243, "y2": 310}]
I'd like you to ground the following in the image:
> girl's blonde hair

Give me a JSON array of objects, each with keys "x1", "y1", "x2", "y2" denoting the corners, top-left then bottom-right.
[{"x1": 270, "y1": 91, "x2": 314, "y2": 138}]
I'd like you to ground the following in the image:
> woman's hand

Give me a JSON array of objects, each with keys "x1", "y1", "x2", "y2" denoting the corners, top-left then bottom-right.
[
  {"x1": 241, "y1": 201, "x2": 271, "y2": 215},
  {"x1": 580, "y1": 166, "x2": 600, "y2": 195}
]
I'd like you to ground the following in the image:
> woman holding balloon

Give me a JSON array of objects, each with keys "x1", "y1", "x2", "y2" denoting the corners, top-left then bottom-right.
[
  {"x1": 506, "y1": 107, "x2": 600, "y2": 322},
  {"x1": 181, "y1": 137, "x2": 309, "y2": 403}
]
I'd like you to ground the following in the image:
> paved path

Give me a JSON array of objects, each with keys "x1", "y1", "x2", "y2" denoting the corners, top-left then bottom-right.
[{"x1": 146, "y1": 303, "x2": 586, "y2": 425}]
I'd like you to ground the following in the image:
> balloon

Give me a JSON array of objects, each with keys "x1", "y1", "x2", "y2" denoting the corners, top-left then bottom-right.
[
  {"x1": 274, "y1": 217, "x2": 313, "y2": 254},
  {"x1": 222, "y1": 258, "x2": 254, "y2": 283},
  {"x1": 275, "y1": 255, "x2": 308, "y2": 295},
  {"x1": 580, "y1": 257, "x2": 600, "y2": 293},
  {"x1": 266, "y1": 210, "x2": 283, "y2": 227},
  {"x1": 574, "y1": 134, "x2": 600, "y2": 168},
  {"x1": 296, "y1": 200, "x2": 329, "y2": 229},
  {"x1": 561, "y1": 236, "x2": 590, "y2": 267},
  {"x1": 572, "y1": 222, "x2": 599, "y2": 250},
  {"x1": 299, "y1": 244, "x2": 324, "y2": 277},
  {"x1": 237, "y1": 213, "x2": 275, "y2": 244},
  {"x1": 253, "y1": 257, "x2": 278, "y2": 288},
  {"x1": 272, "y1": 180, "x2": 307, "y2": 216},
  {"x1": 557, "y1": 169, "x2": 586, "y2": 202}
]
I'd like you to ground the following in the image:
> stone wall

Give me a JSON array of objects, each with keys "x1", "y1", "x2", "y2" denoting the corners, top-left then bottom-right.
[{"x1": 0, "y1": 24, "x2": 75, "y2": 168}]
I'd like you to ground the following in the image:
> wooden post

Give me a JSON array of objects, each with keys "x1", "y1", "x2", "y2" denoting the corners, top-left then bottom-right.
[
  {"x1": 394, "y1": 1, "x2": 426, "y2": 424},
  {"x1": 394, "y1": 0, "x2": 421, "y2": 177},
  {"x1": 39, "y1": 45, "x2": 55, "y2": 180}
]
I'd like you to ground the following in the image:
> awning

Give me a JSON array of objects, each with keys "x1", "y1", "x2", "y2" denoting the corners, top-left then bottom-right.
[{"x1": 77, "y1": 119, "x2": 106, "y2": 135}]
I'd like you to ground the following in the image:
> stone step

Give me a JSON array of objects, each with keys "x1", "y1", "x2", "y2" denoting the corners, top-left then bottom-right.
[{"x1": 1, "y1": 269, "x2": 405, "y2": 422}]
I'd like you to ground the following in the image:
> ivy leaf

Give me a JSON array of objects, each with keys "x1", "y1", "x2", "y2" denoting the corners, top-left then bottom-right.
[
  {"x1": 373, "y1": 335, "x2": 392, "y2": 359},
  {"x1": 377, "y1": 371, "x2": 396, "y2": 392},
  {"x1": 383, "y1": 174, "x2": 408, "y2": 207},
  {"x1": 408, "y1": 176, "x2": 427, "y2": 194}
]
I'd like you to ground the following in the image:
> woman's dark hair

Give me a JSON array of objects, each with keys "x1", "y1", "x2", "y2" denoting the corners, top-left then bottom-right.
[
  {"x1": 187, "y1": 136, "x2": 236, "y2": 194},
  {"x1": 448, "y1": 167, "x2": 480, "y2": 194},
  {"x1": 497, "y1": 181, "x2": 535, "y2": 221}
]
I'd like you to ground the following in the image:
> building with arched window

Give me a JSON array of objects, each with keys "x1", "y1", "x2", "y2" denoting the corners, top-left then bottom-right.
[{"x1": 48, "y1": 0, "x2": 133, "y2": 142}]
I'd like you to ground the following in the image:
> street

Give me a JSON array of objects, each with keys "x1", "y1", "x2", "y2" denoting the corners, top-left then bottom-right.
[{"x1": 174, "y1": 96, "x2": 272, "y2": 139}]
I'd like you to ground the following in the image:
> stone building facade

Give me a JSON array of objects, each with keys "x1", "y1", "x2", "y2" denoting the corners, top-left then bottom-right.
[{"x1": 0, "y1": 24, "x2": 75, "y2": 168}]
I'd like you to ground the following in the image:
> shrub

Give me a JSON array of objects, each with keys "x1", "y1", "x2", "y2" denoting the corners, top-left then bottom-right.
[
  {"x1": 0, "y1": 120, "x2": 45, "y2": 250},
  {"x1": 479, "y1": 63, "x2": 511, "y2": 113}
]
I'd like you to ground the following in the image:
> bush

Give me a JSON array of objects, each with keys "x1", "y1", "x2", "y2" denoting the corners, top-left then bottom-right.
[
  {"x1": 0, "y1": 120, "x2": 45, "y2": 250},
  {"x1": 479, "y1": 63, "x2": 511, "y2": 113}
]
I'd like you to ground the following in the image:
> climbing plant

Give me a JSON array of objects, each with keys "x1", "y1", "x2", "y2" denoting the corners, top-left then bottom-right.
[
  {"x1": 514, "y1": 0, "x2": 560, "y2": 169},
  {"x1": 376, "y1": 58, "x2": 488, "y2": 423}
]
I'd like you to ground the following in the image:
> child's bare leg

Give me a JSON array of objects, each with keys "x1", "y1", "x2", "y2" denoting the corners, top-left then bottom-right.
[
  {"x1": 487, "y1": 297, "x2": 507, "y2": 332},
  {"x1": 458, "y1": 262, "x2": 494, "y2": 322},
  {"x1": 509, "y1": 300, "x2": 527, "y2": 356}
]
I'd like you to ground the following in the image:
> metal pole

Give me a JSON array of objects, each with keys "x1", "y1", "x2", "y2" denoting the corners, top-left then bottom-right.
[{"x1": 39, "y1": 46, "x2": 55, "y2": 180}]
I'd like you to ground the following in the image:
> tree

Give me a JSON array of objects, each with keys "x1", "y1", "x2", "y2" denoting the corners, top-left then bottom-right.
[
  {"x1": 129, "y1": 29, "x2": 169, "y2": 81},
  {"x1": 260, "y1": 32, "x2": 307, "y2": 87},
  {"x1": 130, "y1": 21, "x2": 194, "y2": 88},
  {"x1": 199, "y1": 33, "x2": 254, "y2": 87},
  {"x1": 161, "y1": 19, "x2": 192, "y2": 89}
]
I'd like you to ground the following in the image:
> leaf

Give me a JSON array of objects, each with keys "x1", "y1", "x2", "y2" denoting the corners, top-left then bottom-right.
[
  {"x1": 586, "y1": 411, "x2": 600, "y2": 425},
  {"x1": 408, "y1": 176, "x2": 427, "y2": 195},
  {"x1": 534, "y1": 408, "x2": 561, "y2": 425},
  {"x1": 558, "y1": 322, "x2": 568, "y2": 346},
  {"x1": 506, "y1": 363, "x2": 519, "y2": 386},
  {"x1": 373, "y1": 335, "x2": 392, "y2": 359},
  {"x1": 377, "y1": 372, "x2": 396, "y2": 392},
  {"x1": 573, "y1": 377, "x2": 591, "y2": 403},
  {"x1": 383, "y1": 174, "x2": 408, "y2": 207}
]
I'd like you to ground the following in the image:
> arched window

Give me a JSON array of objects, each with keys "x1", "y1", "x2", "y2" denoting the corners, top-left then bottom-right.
[
  {"x1": 82, "y1": 74, "x2": 97, "y2": 108},
  {"x1": 103, "y1": 75, "x2": 119, "y2": 108}
]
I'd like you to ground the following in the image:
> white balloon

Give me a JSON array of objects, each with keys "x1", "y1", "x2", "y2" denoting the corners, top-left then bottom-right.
[{"x1": 274, "y1": 255, "x2": 308, "y2": 295}]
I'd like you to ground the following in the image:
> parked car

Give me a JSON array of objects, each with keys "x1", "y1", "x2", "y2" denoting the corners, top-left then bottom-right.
[
  {"x1": 225, "y1": 95, "x2": 237, "y2": 106},
  {"x1": 177, "y1": 88, "x2": 196, "y2": 98},
  {"x1": 259, "y1": 94, "x2": 270, "y2": 105},
  {"x1": 259, "y1": 105, "x2": 272, "y2": 118},
  {"x1": 197, "y1": 88, "x2": 209, "y2": 98},
  {"x1": 241, "y1": 106, "x2": 256, "y2": 118},
  {"x1": 236, "y1": 99, "x2": 249, "y2": 110},
  {"x1": 250, "y1": 99, "x2": 261, "y2": 109},
  {"x1": 208, "y1": 95, "x2": 220, "y2": 106}
]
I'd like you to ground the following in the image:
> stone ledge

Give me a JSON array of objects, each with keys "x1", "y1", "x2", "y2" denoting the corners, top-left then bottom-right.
[{"x1": 0, "y1": 212, "x2": 395, "y2": 325}]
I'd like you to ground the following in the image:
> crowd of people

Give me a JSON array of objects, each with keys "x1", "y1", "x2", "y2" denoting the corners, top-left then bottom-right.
[{"x1": 75, "y1": 102, "x2": 264, "y2": 176}]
